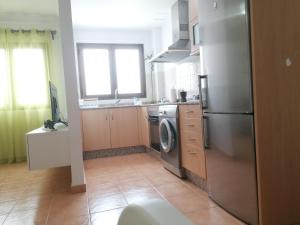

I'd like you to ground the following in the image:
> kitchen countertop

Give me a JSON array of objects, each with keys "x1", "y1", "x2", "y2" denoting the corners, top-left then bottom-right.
[{"x1": 80, "y1": 101, "x2": 200, "y2": 110}]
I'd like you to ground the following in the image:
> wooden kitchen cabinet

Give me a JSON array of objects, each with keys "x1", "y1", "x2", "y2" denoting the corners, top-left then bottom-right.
[
  {"x1": 110, "y1": 107, "x2": 140, "y2": 148},
  {"x1": 250, "y1": 1, "x2": 300, "y2": 224},
  {"x1": 138, "y1": 107, "x2": 150, "y2": 147},
  {"x1": 179, "y1": 105, "x2": 206, "y2": 179},
  {"x1": 81, "y1": 109, "x2": 111, "y2": 151},
  {"x1": 189, "y1": 0, "x2": 200, "y2": 55},
  {"x1": 81, "y1": 107, "x2": 140, "y2": 151}
]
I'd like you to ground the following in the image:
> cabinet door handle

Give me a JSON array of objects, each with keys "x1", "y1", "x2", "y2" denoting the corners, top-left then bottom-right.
[
  {"x1": 199, "y1": 75, "x2": 208, "y2": 109},
  {"x1": 111, "y1": 114, "x2": 114, "y2": 120},
  {"x1": 106, "y1": 115, "x2": 108, "y2": 120},
  {"x1": 203, "y1": 116, "x2": 210, "y2": 149},
  {"x1": 189, "y1": 138, "x2": 197, "y2": 142},
  {"x1": 186, "y1": 110, "x2": 194, "y2": 113},
  {"x1": 187, "y1": 124, "x2": 195, "y2": 127}
]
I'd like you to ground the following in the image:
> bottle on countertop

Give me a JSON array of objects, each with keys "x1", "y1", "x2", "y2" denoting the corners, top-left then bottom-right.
[{"x1": 170, "y1": 87, "x2": 177, "y2": 103}]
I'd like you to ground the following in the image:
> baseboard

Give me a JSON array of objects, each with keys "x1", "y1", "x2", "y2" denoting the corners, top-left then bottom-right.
[
  {"x1": 83, "y1": 146, "x2": 146, "y2": 160},
  {"x1": 145, "y1": 147, "x2": 161, "y2": 160},
  {"x1": 71, "y1": 184, "x2": 86, "y2": 193},
  {"x1": 184, "y1": 169, "x2": 207, "y2": 192}
]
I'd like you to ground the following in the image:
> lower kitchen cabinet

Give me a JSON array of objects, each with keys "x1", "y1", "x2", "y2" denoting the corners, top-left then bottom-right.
[
  {"x1": 81, "y1": 109, "x2": 111, "y2": 151},
  {"x1": 110, "y1": 107, "x2": 140, "y2": 148},
  {"x1": 179, "y1": 105, "x2": 206, "y2": 179},
  {"x1": 81, "y1": 107, "x2": 140, "y2": 151}
]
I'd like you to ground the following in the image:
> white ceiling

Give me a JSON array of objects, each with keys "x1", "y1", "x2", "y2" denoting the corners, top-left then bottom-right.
[
  {"x1": 71, "y1": 0, "x2": 176, "y2": 29},
  {"x1": 0, "y1": 0, "x2": 177, "y2": 30}
]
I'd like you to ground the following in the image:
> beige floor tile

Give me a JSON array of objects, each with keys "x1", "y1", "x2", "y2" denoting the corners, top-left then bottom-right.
[
  {"x1": 49, "y1": 193, "x2": 89, "y2": 218},
  {"x1": 46, "y1": 214, "x2": 90, "y2": 225},
  {"x1": 0, "y1": 214, "x2": 7, "y2": 224},
  {"x1": 123, "y1": 189, "x2": 163, "y2": 204},
  {"x1": 12, "y1": 195, "x2": 53, "y2": 212},
  {"x1": 155, "y1": 181, "x2": 193, "y2": 198},
  {"x1": 118, "y1": 178, "x2": 153, "y2": 193},
  {"x1": 3, "y1": 207, "x2": 49, "y2": 225},
  {"x1": 87, "y1": 183, "x2": 121, "y2": 199},
  {"x1": 0, "y1": 200, "x2": 16, "y2": 215},
  {"x1": 90, "y1": 208, "x2": 124, "y2": 225},
  {"x1": 89, "y1": 194, "x2": 127, "y2": 214},
  {"x1": 0, "y1": 190, "x2": 25, "y2": 202},
  {"x1": 166, "y1": 193, "x2": 216, "y2": 213},
  {"x1": 184, "y1": 207, "x2": 246, "y2": 225}
]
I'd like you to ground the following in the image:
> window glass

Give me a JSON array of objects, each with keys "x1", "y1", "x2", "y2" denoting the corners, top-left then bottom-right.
[
  {"x1": 115, "y1": 49, "x2": 142, "y2": 94},
  {"x1": 0, "y1": 49, "x2": 8, "y2": 107},
  {"x1": 13, "y1": 48, "x2": 48, "y2": 106},
  {"x1": 82, "y1": 48, "x2": 111, "y2": 95}
]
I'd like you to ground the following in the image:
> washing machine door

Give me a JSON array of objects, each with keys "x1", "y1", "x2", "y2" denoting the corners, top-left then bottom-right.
[{"x1": 159, "y1": 119, "x2": 175, "y2": 153}]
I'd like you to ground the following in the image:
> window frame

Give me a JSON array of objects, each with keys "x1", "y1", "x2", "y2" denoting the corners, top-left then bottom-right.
[{"x1": 77, "y1": 43, "x2": 146, "y2": 100}]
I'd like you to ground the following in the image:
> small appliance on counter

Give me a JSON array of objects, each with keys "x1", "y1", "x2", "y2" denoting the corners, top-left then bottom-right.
[
  {"x1": 179, "y1": 90, "x2": 187, "y2": 102},
  {"x1": 170, "y1": 87, "x2": 177, "y2": 103}
]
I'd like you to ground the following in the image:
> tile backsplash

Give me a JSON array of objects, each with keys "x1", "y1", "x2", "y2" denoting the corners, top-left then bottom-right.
[{"x1": 175, "y1": 59, "x2": 200, "y2": 97}]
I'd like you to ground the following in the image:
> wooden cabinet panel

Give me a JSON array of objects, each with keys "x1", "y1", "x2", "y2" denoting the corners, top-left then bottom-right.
[
  {"x1": 251, "y1": 0, "x2": 300, "y2": 224},
  {"x1": 81, "y1": 109, "x2": 110, "y2": 151},
  {"x1": 138, "y1": 107, "x2": 150, "y2": 147},
  {"x1": 110, "y1": 107, "x2": 140, "y2": 148},
  {"x1": 179, "y1": 105, "x2": 206, "y2": 179}
]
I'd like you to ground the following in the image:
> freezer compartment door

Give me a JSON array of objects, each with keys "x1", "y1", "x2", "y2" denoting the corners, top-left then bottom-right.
[
  {"x1": 198, "y1": 0, "x2": 253, "y2": 113},
  {"x1": 204, "y1": 113, "x2": 258, "y2": 225}
]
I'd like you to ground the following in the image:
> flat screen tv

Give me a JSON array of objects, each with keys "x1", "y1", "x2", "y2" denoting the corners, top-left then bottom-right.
[{"x1": 49, "y1": 81, "x2": 60, "y2": 122}]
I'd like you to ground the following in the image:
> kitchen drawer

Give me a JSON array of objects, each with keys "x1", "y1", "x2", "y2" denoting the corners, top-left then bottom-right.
[
  {"x1": 181, "y1": 129, "x2": 203, "y2": 142},
  {"x1": 180, "y1": 118, "x2": 202, "y2": 133},
  {"x1": 181, "y1": 146, "x2": 207, "y2": 179},
  {"x1": 179, "y1": 105, "x2": 202, "y2": 119},
  {"x1": 182, "y1": 141, "x2": 202, "y2": 154}
]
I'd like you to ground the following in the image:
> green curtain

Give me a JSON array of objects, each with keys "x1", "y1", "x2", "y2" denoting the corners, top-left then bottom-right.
[{"x1": 0, "y1": 29, "x2": 54, "y2": 164}]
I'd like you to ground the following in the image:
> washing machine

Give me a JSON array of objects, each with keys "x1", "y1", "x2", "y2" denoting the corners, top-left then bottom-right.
[{"x1": 159, "y1": 105, "x2": 184, "y2": 178}]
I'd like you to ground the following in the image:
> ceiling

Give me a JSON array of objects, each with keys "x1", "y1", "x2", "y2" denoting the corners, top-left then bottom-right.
[
  {"x1": 0, "y1": 0, "x2": 177, "y2": 30},
  {"x1": 71, "y1": 0, "x2": 176, "y2": 29}
]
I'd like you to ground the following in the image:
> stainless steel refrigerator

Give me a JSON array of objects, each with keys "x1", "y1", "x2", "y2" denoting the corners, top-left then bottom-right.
[{"x1": 198, "y1": 0, "x2": 258, "y2": 224}]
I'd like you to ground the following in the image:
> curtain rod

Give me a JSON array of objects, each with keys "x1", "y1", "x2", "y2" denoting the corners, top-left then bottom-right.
[{"x1": 10, "y1": 29, "x2": 57, "y2": 40}]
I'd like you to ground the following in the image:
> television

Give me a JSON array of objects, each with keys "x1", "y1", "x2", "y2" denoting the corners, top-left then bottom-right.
[{"x1": 49, "y1": 81, "x2": 60, "y2": 122}]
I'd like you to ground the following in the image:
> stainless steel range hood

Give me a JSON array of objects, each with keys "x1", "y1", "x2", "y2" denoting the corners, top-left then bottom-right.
[{"x1": 150, "y1": 0, "x2": 190, "y2": 63}]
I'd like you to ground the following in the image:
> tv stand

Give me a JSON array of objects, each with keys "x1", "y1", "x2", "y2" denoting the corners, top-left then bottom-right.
[{"x1": 26, "y1": 127, "x2": 70, "y2": 170}]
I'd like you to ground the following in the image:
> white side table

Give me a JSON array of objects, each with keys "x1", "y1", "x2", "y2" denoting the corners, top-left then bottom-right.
[{"x1": 26, "y1": 127, "x2": 70, "y2": 170}]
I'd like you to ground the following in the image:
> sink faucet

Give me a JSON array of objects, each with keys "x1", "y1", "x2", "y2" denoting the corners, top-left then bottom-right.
[{"x1": 114, "y1": 88, "x2": 121, "y2": 105}]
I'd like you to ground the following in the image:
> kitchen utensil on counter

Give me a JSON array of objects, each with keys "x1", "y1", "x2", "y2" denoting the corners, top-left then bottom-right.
[{"x1": 180, "y1": 91, "x2": 187, "y2": 102}]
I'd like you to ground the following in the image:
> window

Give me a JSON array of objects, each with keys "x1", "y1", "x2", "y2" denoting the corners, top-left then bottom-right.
[
  {"x1": 77, "y1": 44, "x2": 146, "y2": 99},
  {"x1": 0, "y1": 48, "x2": 49, "y2": 108},
  {"x1": 12, "y1": 48, "x2": 48, "y2": 106},
  {"x1": 0, "y1": 49, "x2": 8, "y2": 107}
]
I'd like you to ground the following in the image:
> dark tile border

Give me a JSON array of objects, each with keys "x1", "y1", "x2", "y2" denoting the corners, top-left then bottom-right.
[
  {"x1": 145, "y1": 147, "x2": 162, "y2": 161},
  {"x1": 83, "y1": 146, "x2": 146, "y2": 160},
  {"x1": 184, "y1": 169, "x2": 207, "y2": 192}
]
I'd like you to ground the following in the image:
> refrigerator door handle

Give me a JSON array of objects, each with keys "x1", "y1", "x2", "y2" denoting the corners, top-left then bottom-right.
[
  {"x1": 203, "y1": 115, "x2": 209, "y2": 149},
  {"x1": 199, "y1": 75, "x2": 208, "y2": 109}
]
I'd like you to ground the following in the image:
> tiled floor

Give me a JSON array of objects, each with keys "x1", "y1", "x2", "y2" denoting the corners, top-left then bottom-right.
[{"x1": 0, "y1": 153, "x2": 245, "y2": 225}]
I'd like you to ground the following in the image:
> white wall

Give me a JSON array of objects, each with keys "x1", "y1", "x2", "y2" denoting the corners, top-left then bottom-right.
[
  {"x1": 58, "y1": 0, "x2": 85, "y2": 188},
  {"x1": 0, "y1": 13, "x2": 67, "y2": 119},
  {"x1": 73, "y1": 28, "x2": 155, "y2": 104}
]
